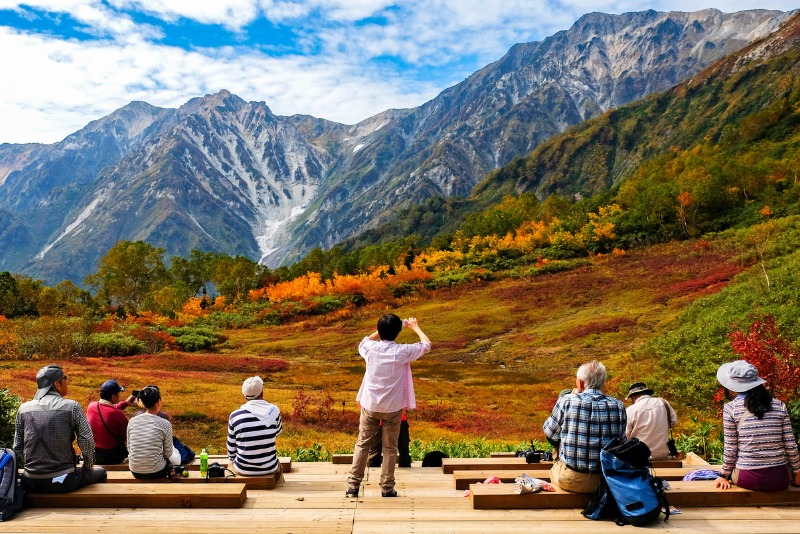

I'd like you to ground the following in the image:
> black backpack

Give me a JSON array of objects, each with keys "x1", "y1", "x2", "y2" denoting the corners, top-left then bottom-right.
[
  {"x1": 0, "y1": 448, "x2": 24, "y2": 521},
  {"x1": 582, "y1": 437, "x2": 669, "y2": 526}
]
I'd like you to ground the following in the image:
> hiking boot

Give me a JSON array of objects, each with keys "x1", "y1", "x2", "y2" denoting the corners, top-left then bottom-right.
[
  {"x1": 345, "y1": 486, "x2": 359, "y2": 498},
  {"x1": 381, "y1": 489, "x2": 398, "y2": 497}
]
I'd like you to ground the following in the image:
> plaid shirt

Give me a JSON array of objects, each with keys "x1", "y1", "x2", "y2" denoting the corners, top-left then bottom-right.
[{"x1": 543, "y1": 389, "x2": 626, "y2": 473}]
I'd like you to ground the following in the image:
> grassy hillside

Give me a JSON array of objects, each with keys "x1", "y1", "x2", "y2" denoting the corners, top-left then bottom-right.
[{"x1": 0, "y1": 231, "x2": 755, "y2": 456}]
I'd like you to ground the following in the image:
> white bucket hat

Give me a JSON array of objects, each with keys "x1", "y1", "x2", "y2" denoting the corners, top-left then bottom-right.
[{"x1": 716, "y1": 361, "x2": 766, "y2": 392}]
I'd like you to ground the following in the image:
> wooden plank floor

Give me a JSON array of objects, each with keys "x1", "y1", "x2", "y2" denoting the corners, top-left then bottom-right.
[{"x1": 7, "y1": 461, "x2": 800, "y2": 533}]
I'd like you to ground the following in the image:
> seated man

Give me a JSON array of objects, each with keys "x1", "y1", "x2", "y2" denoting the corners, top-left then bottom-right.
[
  {"x1": 227, "y1": 376, "x2": 283, "y2": 475},
  {"x1": 625, "y1": 381, "x2": 678, "y2": 461},
  {"x1": 127, "y1": 385, "x2": 182, "y2": 479},
  {"x1": 543, "y1": 360, "x2": 626, "y2": 493},
  {"x1": 14, "y1": 364, "x2": 107, "y2": 493},
  {"x1": 86, "y1": 379, "x2": 137, "y2": 465}
]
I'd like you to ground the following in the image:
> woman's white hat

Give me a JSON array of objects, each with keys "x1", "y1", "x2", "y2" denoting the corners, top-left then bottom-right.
[{"x1": 716, "y1": 360, "x2": 766, "y2": 392}]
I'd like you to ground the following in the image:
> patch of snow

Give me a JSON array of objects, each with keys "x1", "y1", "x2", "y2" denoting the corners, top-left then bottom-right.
[
  {"x1": 36, "y1": 186, "x2": 112, "y2": 260},
  {"x1": 353, "y1": 143, "x2": 364, "y2": 153},
  {"x1": 186, "y1": 212, "x2": 219, "y2": 245}
]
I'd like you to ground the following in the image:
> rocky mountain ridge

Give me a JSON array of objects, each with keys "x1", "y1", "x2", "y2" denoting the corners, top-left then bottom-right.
[{"x1": 0, "y1": 8, "x2": 793, "y2": 283}]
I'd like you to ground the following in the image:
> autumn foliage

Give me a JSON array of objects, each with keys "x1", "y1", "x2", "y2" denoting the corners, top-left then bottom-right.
[{"x1": 717, "y1": 316, "x2": 800, "y2": 404}]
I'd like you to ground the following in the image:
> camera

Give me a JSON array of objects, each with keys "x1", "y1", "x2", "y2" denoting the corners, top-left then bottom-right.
[
  {"x1": 131, "y1": 390, "x2": 140, "y2": 398},
  {"x1": 516, "y1": 448, "x2": 553, "y2": 464},
  {"x1": 207, "y1": 462, "x2": 227, "y2": 478}
]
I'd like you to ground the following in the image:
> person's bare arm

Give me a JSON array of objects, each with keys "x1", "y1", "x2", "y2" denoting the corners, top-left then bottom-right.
[
  {"x1": 367, "y1": 331, "x2": 381, "y2": 341},
  {"x1": 405, "y1": 318, "x2": 430, "y2": 345}
]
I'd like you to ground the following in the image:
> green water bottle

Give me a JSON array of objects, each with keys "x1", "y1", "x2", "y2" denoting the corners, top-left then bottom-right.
[{"x1": 200, "y1": 448, "x2": 208, "y2": 477}]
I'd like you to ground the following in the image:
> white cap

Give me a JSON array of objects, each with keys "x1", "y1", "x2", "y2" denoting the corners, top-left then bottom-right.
[{"x1": 242, "y1": 376, "x2": 264, "y2": 399}]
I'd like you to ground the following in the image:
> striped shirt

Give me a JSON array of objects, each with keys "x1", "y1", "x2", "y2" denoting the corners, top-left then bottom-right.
[
  {"x1": 127, "y1": 413, "x2": 176, "y2": 475},
  {"x1": 721, "y1": 396, "x2": 800, "y2": 477},
  {"x1": 14, "y1": 392, "x2": 96, "y2": 477},
  {"x1": 227, "y1": 400, "x2": 282, "y2": 475},
  {"x1": 543, "y1": 389, "x2": 627, "y2": 472}
]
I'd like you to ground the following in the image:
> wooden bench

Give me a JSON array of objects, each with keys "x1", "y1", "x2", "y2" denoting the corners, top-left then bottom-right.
[
  {"x1": 442, "y1": 457, "x2": 683, "y2": 474},
  {"x1": 332, "y1": 453, "x2": 352, "y2": 464},
  {"x1": 98, "y1": 456, "x2": 292, "y2": 473},
  {"x1": 106, "y1": 469, "x2": 283, "y2": 489},
  {"x1": 453, "y1": 467, "x2": 716, "y2": 490},
  {"x1": 470, "y1": 480, "x2": 800, "y2": 509},
  {"x1": 25, "y1": 482, "x2": 247, "y2": 508}
]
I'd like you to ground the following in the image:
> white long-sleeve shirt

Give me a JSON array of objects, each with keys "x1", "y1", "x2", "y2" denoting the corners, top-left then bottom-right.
[
  {"x1": 355, "y1": 337, "x2": 431, "y2": 412},
  {"x1": 626, "y1": 395, "x2": 677, "y2": 460}
]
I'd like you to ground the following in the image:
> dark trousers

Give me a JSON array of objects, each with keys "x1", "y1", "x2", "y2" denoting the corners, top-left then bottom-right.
[
  {"x1": 95, "y1": 446, "x2": 128, "y2": 465},
  {"x1": 22, "y1": 467, "x2": 107, "y2": 493},
  {"x1": 131, "y1": 463, "x2": 172, "y2": 480}
]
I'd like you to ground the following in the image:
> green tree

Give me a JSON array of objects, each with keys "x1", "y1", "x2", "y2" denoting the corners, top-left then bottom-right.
[
  {"x1": 0, "y1": 389, "x2": 21, "y2": 447},
  {"x1": 0, "y1": 272, "x2": 39, "y2": 318},
  {"x1": 213, "y1": 256, "x2": 267, "y2": 302},
  {"x1": 85, "y1": 241, "x2": 170, "y2": 313}
]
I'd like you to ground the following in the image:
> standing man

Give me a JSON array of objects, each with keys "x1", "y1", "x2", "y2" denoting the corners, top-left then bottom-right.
[
  {"x1": 86, "y1": 379, "x2": 137, "y2": 464},
  {"x1": 14, "y1": 364, "x2": 107, "y2": 493},
  {"x1": 346, "y1": 315, "x2": 431, "y2": 498},
  {"x1": 227, "y1": 376, "x2": 283, "y2": 475},
  {"x1": 625, "y1": 381, "x2": 678, "y2": 461},
  {"x1": 543, "y1": 360, "x2": 626, "y2": 493}
]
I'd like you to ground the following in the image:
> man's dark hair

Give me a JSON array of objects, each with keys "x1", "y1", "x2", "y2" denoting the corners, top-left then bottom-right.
[{"x1": 377, "y1": 314, "x2": 403, "y2": 341}]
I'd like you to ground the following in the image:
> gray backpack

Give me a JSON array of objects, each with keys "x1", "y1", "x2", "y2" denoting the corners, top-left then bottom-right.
[{"x1": 0, "y1": 448, "x2": 23, "y2": 521}]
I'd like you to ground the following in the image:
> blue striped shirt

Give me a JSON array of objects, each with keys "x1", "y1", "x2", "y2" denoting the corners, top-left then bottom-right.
[
  {"x1": 543, "y1": 389, "x2": 626, "y2": 472},
  {"x1": 227, "y1": 400, "x2": 282, "y2": 475}
]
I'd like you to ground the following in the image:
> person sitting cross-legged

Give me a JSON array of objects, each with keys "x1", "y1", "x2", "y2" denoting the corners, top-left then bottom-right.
[
  {"x1": 543, "y1": 360, "x2": 626, "y2": 493},
  {"x1": 227, "y1": 376, "x2": 283, "y2": 476},
  {"x1": 87, "y1": 379, "x2": 137, "y2": 465},
  {"x1": 127, "y1": 385, "x2": 182, "y2": 480},
  {"x1": 14, "y1": 364, "x2": 108, "y2": 493}
]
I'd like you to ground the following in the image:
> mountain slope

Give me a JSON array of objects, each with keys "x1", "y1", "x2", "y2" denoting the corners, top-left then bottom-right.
[
  {"x1": 0, "y1": 9, "x2": 793, "y2": 283},
  {"x1": 273, "y1": 8, "x2": 793, "y2": 264},
  {"x1": 471, "y1": 11, "x2": 800, "y2": 204}
]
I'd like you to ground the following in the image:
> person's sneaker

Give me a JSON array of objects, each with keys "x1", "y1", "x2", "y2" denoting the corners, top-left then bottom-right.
[
  {"x1": 381, "y1": 489, "x2": 398, "y2": 497},
  {"x1": 345, "y1": 486, "x2": 359, "y2": 498}
]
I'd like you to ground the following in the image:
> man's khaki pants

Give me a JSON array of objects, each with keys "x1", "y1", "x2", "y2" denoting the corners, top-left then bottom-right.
[
  {"x1": 348, "y1": 408, "x2": 403, "y2": 493},
  {"x1": 549, "y1": 459, "x2": 602, "y2": 493}
]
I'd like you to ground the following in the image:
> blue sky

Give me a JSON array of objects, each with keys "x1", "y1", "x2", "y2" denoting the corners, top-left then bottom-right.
[{"x1": 0, "y1": 1, "x2": 797, "y2": 144}]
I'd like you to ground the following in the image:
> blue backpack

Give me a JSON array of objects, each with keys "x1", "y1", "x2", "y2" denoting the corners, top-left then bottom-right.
[
  {"x1": 582, "y1": 437, "x2": 669, "y2": 526},
  {"x1": 0, "y1": 448, "x2": 24, "y2": 521}
]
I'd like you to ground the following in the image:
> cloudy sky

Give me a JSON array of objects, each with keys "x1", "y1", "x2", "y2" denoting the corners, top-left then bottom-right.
[{"x1": 0, "y1": 1, "x2": 796, "y2": 144}]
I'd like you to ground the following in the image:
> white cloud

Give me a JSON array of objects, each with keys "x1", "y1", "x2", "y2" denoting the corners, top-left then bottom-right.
[
  {"x1": 0, "y1": 25, "x2": 439, "y2": 143},
  {"x1": 109, "y1": 0, "x2": 260, "y2": 29},
  {"x1": 0, "y1": 0, "x2": 796, "y2": 143}
]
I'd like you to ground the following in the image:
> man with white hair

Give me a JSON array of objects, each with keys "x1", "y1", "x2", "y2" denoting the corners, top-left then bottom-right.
[
  {"x1": 227, "y1": 376, "x2": 282, "y2": 475},
  {"x1": 543, "y1": 360, "x2": 626, "y2": 493}
]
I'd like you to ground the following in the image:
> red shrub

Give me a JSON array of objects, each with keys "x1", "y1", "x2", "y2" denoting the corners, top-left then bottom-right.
[
  {"x1": 727, "y1": 316, "x2": 800, "y2": 403},
  {"x1": 560, "y1": 317, "x2": 636, "y2": 340}
]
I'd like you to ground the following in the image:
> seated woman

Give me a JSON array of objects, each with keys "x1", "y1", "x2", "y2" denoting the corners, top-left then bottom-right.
[
  {"x1": 715, "y1": 361, "x2": 800, "y2": 492},
  {"x1": 127, "y1": 385, "x2": 182, "y2": 480}
]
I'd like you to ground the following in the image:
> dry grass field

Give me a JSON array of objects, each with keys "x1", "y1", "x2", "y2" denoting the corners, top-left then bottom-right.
[{"x1": 0, "y1": 239, "x2": 745, "y2": 456}]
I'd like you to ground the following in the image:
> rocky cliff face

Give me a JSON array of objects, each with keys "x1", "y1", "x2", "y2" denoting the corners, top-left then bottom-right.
[{"x1": 0, "y1": 9, "x2": 793, "y2": 283}]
